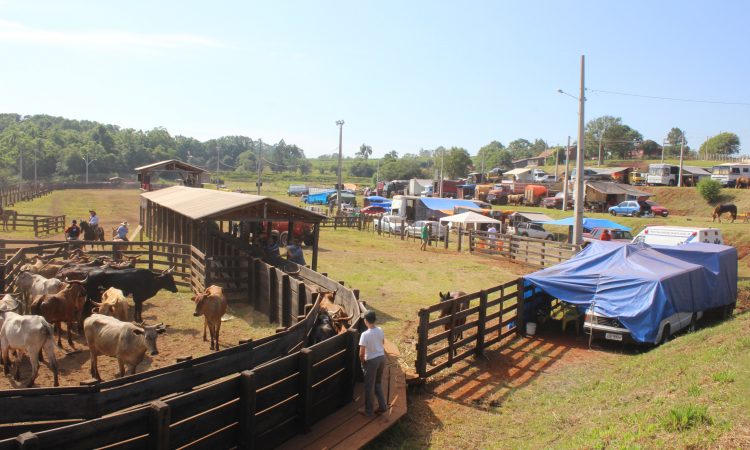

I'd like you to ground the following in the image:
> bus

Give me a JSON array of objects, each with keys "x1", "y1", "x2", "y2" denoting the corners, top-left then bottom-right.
[
  {"x1": 646, "y1": 164, "x2": 679, "y2": 186},
  {"x1": 710, "y1": 163, "x2": 750, "y2": 187}
]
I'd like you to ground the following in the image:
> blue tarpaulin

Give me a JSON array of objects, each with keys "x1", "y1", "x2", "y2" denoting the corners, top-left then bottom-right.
[
  {"x1": 541, "y1": 216, "x2": 630, "y2": 231},
  {"x1": 420, "y1": 197, "x2": 486, "y2": 211},
  {"x1": 305, "y1": 190, "x2": 336, "y2": 204},
  {"x1": 524, "y1": 241, "x2": 737, "y2": 343},
  {"x1": 365, "y1": 196, "x2": 389, "y2": 203}
]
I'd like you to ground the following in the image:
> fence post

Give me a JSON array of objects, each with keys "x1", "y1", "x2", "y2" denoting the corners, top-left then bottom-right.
[
  {"x1": 15, "y1": 432, "x2": 38, "y2": 449},
  {"x1": 0, "y1": 264, "x2": 5, "y2": 293},
  {"x1": 148, "y1": 241, "x2": 154, "y2": 271},
  {"x1": 239, "y1": 370, "x2": 257, "y2": 450},
  {"x1": 33, "y1": 217, "x2": 38, "y2": 238},
  {"x1": 516, "y1": 278, "x2": 526, "y2": 337},
  {"x1": 148, "y1": 400, "x2": 170, "y2": 450},
  {"x1": 476, "y1": 290, "x2": 488, "y2": 357},
  {"x1": 299, "y1": 348, "x2": 314, "y2": 432},
  {"x1": 415, "y1": 308, "x2": 429, "y2": 379},
  {"x1": 342, "y1": 328, "x2": 359, "y2": 404}
]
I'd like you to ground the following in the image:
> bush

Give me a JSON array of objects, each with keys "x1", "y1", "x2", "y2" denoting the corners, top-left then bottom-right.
[
  {"x1": 696, "y1": 178, "x2": 722, "y2": 203},
  {"x1": 662, "y1": 404, "x2": 712, "y2": 431}
]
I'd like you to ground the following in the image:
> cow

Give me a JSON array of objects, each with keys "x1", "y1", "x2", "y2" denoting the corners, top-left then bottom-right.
[
  {"x1": 318, "y1": 291, "x2": 353, "y2": 334},
  {"x1": 91, "y1": 288, "x2": 129, "y2": 322},
  {"x1": 508, "y1": 194, "x2": 525, "y2": 206},
  {"x1": 192, "y1": 285, "x2": 227, "y2": 351},
  {"x1": 84, "y1": 314, "x2": 165, "y2": 380},
  {"x1": 712, "y1": 204, "x2": 737, "y2": 223},
  {"x1": 1, "y1": 294, "x2": 20, "y2": 312},
  {"x1": 20, "y1": 257, "x2": 68, "y2": 279},
  {"x1": 438, "y1": 291, "x2": 469, "y2": 357},
  {"x1": 308, "y1": 310, "x2": 337, "y2": 346},
  {"x1": 81, "y1": 267, "x2": 178, "y2": 322},
  {"x1": 735, "y1": 177, "x2": 750, "y2": 189},
  {"x1": 30, "y1": 282, "x2": 87, "y2": 348},
  {"x1": 15, "y1": 272, "x2": 65, "y2": 314},
  {"x1": 0, "y1": 307, "x2": 59, "y2": 387}
]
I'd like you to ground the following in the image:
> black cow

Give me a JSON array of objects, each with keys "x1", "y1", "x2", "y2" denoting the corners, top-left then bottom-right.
[
  {"x1": 81, "y1": 267, "x2": 177, "y2": 322},
  {"x1": 308, "y1": 310, "x2": 336, "y2": 346}
]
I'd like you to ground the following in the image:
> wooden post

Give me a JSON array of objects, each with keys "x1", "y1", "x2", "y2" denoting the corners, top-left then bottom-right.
[
  {"x1": 15, "y1": 432, "x2": 38, "y2": 449},
  {"x1": 516, "y1": 278, "x2": 526, "y2": 337},
  {"x1": 0, "y1": 264, "x2": 5, "y2": 293},
  {"x1": 457, "y1": 225, "x2": 462, "y2": 252},
  {"x1": 447, "y1": 297, "x2": 457, "y2": 367},
  {"x1": 148, "y1": 241, "x2": 154, "y2": 271},
  {"x1": 281, "y1": 273, "x2": 291, "y2": 327},
  {"x1": 148, "y1": 400, "x2": 170, "y2": 450},
  {"x1": 476, "y1": 290, "x2": 488, "y2": 357},
  {"x1": 299, "y1": 348, "x2": 314, "y2": 432},
  {"x1": 239, "y1": 370, "x2": 257, "y2": 450},
  {"x1": 416, "y1": 308, "x2": 429, "y2": 379},
  {"x1": 342, "y1": 328, "x2": 359, "y2": 404},
  {"x1": 311, "y1": 222, "x2": 320, "y2": 272}
]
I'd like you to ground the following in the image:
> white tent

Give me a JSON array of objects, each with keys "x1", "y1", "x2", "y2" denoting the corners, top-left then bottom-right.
[{"x1": 439, "y1": 211, "x2": 501, "y2": 225}]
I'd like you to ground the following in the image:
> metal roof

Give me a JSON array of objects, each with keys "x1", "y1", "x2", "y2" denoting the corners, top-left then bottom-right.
[
  {"x1": 141, "y1": 186, "x2": 325, "y2": 222},
  {"x1": 134, "y1": 159, "x2": 208, "y2": 173},
  {"x1": 681, "y1": 166, "x2": 711, "y2": 176},
  {"x1": 585, "y1": 181, "x2": 652, "y2": 197},
  {"x1": 504, "y1": 167, "x2": 533, "y2": 176}
]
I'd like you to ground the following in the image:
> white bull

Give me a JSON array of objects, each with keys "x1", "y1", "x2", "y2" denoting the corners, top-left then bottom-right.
[
  {"x1": 84, "y1": 314, "x2": 166, "y2": 380},
  {"x1": 15, "y1": 272, "x2": 65, "y2": 313},
  {"x1": 0, "y1": 308, "x2": 59, "y2": 387}
]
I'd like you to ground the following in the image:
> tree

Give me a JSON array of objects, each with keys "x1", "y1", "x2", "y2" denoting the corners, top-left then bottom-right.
[
  {"x1": 697, "y1": 178, "x2": 722, "y2": 203},
  {"x1": 639, "y1": 140, "x2": 662, "y2": 158},
  {"x1": 357, "y1": 143, "x2": 372, "y2": 160},
  {"x1": 383, "y1": 150, "x2": 398, "y2": 161},
  {"x1": 700, "y1": 132, "x2": 740, "y2": 156},
  {"x1": 584, "y1": 116, "x2": 642, "y2": 160},
  {"x1": 507, "y1": 139, "x2": 532, "y2": 161},
  {"x1": 443, "y1": 147, "x2": 473, "y2": 178},
  {"x1": 476, "y1": 140, "x2": 512, "y2": 170},
  {"x1": 349, "y1": 160, "x2": 374, "y2": 177},
  {"x1": 378, "y1": 158, "x2": 424, "y2": 180},
  {"x1": 529, "y1": 139, "x2": 548, "y2": 155},
  {"x1": 663, "y1": 127, "x2": 689, "y2": 158}
]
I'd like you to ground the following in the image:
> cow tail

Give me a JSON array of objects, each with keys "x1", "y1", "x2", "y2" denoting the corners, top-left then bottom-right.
[{"x1": 42, "y1": 320, "x2": 63, "y2": 354}]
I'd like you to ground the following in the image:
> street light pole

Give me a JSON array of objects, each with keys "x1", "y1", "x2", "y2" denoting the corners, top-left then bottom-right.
[
  {"x1": 82, "y1": 153, "x2": 96, "y2": 184},
  {"x1": 335, "y1": 120, "x2": 345, "y2": 215},
  {"x1": 216, "y1": 144, "x2": 220, "y2": 189},
  {"x1": 562, "y1": 136, "x2": 571, "y2": 212},
  {"x1": 572, "y1": 55, "x2": 586, "y2": 246}
]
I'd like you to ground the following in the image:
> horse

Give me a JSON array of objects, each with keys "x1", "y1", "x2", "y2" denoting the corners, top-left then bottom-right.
[
  {"x1": 0, "y1": 205, "x2": 17, "y2": 232},
  {"x1": 735, "y1": 177, "x2": 750, "y2": 189},
  {"x1": 712, "y1": 204, "x2": 737, "y2": 223},
  {"x1": 438, "y1": 291, "x2": 468, "y2": 357},
  {"x1": 79, "y1": 220, "x2": 104, "y2": 242}
]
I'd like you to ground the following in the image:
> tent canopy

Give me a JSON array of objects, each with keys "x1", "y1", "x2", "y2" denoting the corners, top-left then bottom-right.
[
  {"x1": 439, "y1": 211, "x2": 501, "y2": 225},
  {"x1": 420, "y1": 197, "x2": 487, "y2": 211},
  {"x1": 524, "y1": 241, "x2": 737, "y2": 343},
  {"x1": 365, "y1": 196, "x2": 389, "y2": 203},
  {"x1": 541, "y1": 216, "x2": 630, "y2": 231}
]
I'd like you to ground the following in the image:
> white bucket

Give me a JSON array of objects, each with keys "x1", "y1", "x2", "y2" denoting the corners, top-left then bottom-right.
[{"x1": 526, "y1": 322, "x2": 537, "y2": 336}]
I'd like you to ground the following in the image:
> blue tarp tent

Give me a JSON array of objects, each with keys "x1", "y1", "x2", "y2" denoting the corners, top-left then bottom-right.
[
  {"x1": 305, "y1": 190, "x2": 336, "y2": 205},
  {"x1": 541, "y1": 216, "x2": 630, "y2": 231},
  {"x1": 524, "y1": 241, "x2": 737, "y2": 343},
  {"x1": 365, "y1": 196, "x2": 389, "y2": 203},
  {"x1": 420, "y1": 197, "x2": 486, "y2": 211}
]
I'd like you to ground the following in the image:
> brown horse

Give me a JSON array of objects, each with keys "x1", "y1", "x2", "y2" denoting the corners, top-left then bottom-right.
[
  {"x1": 712, "y1": 204, "x2": 737, "y2": 223},
  {"x1": 0, "y1": 205, "x2": 17, "y2": 232},
  {"x1": 79, "y1": 220, "x2": 105, "y2": 248},
  {"x1": 735, "y1": 177, "x2": 750, "y2": 189},
  {"x1": 438, "y1": 291, "x2": 468, "y2": 357}
]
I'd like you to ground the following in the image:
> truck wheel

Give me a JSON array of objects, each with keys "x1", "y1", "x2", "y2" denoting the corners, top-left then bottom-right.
[
  {"x1": 662, "y1": 212, "x2": 669, "y2": 217},
  {"x1": 545, "y1": 235, "x2": 555, "y2": 241},
  {"x1": 279, "y1": 231, "x2": 289, "y2": 246},
  {"x1": 689, "y1": 313, "x2": 698, "y2": 332},
  {"x1": 659, "y1": 324, "x2": 671, "y2": 345},
  {"x1": 668, "y1": 180, "x2": 676, "y2": 186},
  {"x1": 610, "y1": 211, "x2": 617, "y2": 216}
]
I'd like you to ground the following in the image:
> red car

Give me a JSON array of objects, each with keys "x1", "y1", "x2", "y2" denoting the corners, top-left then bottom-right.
[
  {"x1": 360, "y1": 205, "x2": 387, "y2": 215},
  {"x1": 646, "y1": 201, "x2": 669, "y2": 217}
]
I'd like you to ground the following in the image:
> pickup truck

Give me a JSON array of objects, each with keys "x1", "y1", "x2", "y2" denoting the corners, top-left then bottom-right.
[
  {"x1": 510, "y1": 222, "x2": 555, "y2": 240},
  {"x1": 263, "y1": 222, "x2": 314, "y2": 246},
  {"x1": 583, "y1": 227, "x2": 633, "y2": 243},
  {"x1": 541, "y1": 192, "x2": 572, "y2": 209}
]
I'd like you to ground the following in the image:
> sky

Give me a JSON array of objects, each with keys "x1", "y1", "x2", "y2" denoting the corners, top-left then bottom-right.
[{"x1": 1, "y1": 0, "x2": 749, "y2": 157}]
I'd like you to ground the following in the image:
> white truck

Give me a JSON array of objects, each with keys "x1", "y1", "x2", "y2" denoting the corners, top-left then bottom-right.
[{"x1": 631, "y1": 226, "x2": 724, "y2": 246}]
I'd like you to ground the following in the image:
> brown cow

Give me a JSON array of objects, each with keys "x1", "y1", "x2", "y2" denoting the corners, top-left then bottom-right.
[
  {"x1": 438, "y1": 291, "x2": 468, "y2": 357},
  {"x1": 91, "y1": 287, "x2": 129, "y2": 321},
  {"x1": 193, "y1": 285, "x2": 227, "y2": 351},
  {"x1": 735, "y1": 176, "x2": 750, "y2": 189},
  {"x1": 29, "y1": 281, "x2": 87, "y2": 347},
  {"x1": 507, "y1": 194, "x2": 525, "y2": 206},
  {"x1": 318, "y1": 291, "x2": 353, "y2": 334}
]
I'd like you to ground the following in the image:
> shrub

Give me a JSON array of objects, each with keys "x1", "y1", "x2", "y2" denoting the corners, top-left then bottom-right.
[
  {"x1": 696, "y1": 178, "x2": 722, "y2": 203},
  {"x1": 662, "y1": 405, "x2": 712, "y2": 431}
]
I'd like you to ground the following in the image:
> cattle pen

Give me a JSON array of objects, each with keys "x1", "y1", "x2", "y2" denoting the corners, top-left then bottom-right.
[{"x1": 0, "y1": 186, "x2": 408, "y2": 449}]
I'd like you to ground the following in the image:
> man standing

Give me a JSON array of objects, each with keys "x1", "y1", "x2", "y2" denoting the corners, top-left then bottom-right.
[
  {"x1": 286, "y1": 238, "x2": 306, "y2": 265},
  {"x1": 64, "y1": 220, "x2": 81, "y2": 241},
  {"x1": 487, "y1": 224, "x2": 497, "y2": 250},
  {"x1": 358, "y1": 311, "x2": 388, "y2": 417},
  {"x1": 420, "y1": 223, "x2": 429, "y2": 251}
]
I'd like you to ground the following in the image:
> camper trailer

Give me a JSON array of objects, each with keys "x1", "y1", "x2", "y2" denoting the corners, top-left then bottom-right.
[{"x1": 710, "y1": 163, "x2": 750, "y2": 187}]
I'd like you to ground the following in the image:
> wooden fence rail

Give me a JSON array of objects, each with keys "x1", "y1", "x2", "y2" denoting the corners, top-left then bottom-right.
[
  {"x1": 0, "y1": 184, "x2": 51, "y2": 208},
  {"x1": 415, "y1": 278, "x2": 525, "y2": 380},
  {"x1": 468, "y1": 230, "x2": 581, "y2": 267},
  {"x1": 0, "y1": 214, "x2": 66, "y2": 237}
]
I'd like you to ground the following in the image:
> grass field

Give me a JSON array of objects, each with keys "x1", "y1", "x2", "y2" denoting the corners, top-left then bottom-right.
[{"x1": 2, "y1": 186, "x2": 750, "y2": 447}]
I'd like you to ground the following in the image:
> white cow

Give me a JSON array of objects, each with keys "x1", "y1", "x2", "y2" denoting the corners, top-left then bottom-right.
[
  {"x1": 0, "y1": 294, "x2": 21, "y2": 312},
  {"x1": 15, "y1": 272, "x2": 65, "y2": 313},
  {"x1": 91, "y1": 288, "x2": 129, "y2": 321},
  {"x1": 84, "y1": 314, "x2": 166, "y2": 380},
  {"x1": 0, "y1": 310, "x2": 59, "y2": 387}
]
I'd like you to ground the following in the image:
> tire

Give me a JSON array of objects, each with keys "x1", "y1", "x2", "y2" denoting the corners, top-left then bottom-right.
[
  {"x1": 668, "y1": 180, "x2": 676, "y2": 186},
  {"x1": 545, "y1": 235, "x2": 555, "y2": 241},
  {"x1": 721, "y1": 303, "x2": 735, "y2": 320},
  {"x1": 689, "y1": 313, "x2": 698, "y2": 332},
  {"x1": 659, "y1": 324, "x2": 671, "y2": 345},
  {"x1": 610, "y1": 210, "x2": 617, "y2": 216},
  {"x1": 662, "y1": 212, "x2": 669, "y2": 217},
  {"x1": 279, "y1": 231, "x2": 289, "y2": 247}
]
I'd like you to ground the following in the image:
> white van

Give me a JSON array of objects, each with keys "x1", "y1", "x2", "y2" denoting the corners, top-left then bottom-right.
[{"x1": 632, "y1": 226, "x2": 723, "y2": 246}]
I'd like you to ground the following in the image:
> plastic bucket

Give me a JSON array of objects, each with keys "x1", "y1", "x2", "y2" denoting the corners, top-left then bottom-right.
[{"x1": 526, "y1": 322, "x2": 537, "y2": 336}]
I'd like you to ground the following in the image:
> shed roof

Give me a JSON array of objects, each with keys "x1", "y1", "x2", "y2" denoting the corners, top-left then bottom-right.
[
  {"x1": 141, "y1": 186, "x2": 325, "y2": 222},
  {"x1": 134, "y1": 159, "x2": 208, "y2": 173},
  {"x1": 682, "y1": 166, "x2": 711, "y2": 176},
  {"x1": 585, "y1": 181, "x2": 652, "y2": 197},
  {"x1": 504, "y1": 167, "x2": 533, "y2": 176}
]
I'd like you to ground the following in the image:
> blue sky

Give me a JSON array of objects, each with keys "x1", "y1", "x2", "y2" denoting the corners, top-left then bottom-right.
[{"x1": 1, "y1": 1, "x2": 748, "y2": 157}]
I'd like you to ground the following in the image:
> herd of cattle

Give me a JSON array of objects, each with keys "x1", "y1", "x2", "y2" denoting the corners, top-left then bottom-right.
[{"x1": 0, "y1": 248, "x2": 227, "y2": 388}]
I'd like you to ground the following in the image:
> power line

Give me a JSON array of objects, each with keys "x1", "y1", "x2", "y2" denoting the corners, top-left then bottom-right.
[{"x1": 587, "y1": 88, "x2": 750, "y2": 107}]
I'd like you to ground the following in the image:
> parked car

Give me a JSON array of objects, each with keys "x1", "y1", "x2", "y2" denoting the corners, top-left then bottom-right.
[
  {"x1": 287, "y1": 185, "x2": 308, "y2": 196},
  {"x1": 360, "y1": 205, "x2": 387, "y2": 215},
  {"x1": 405, "y1": 220, "x2": 448, "y2": 240},
  {"x1": 373, "y1": 215, "x2": 405, "y2": 233},
  {"x1": 511, "y1": 222, "x2": 555, "y2": 240},
  {"x1": 541, "y1": 192, "x2": 572, "y2": 209},
  {"x1": 583, "y1": 228, "x2": 633, "y2": 242},
  {"x1": 632, "y1": 226, "x2": 724, "y2": 245},
  {"x1": 584, "y1": 308, "x2": 703, "y2": 345},
  {"x1": 531, "y1": 169, "x2": 549, "y2": 183},
  {"x1": 645, "y1": 200, "x2": 669, "y2": 217},
  {"x1": 608, "y1": 201, "x2": 643, "y2": 217}
]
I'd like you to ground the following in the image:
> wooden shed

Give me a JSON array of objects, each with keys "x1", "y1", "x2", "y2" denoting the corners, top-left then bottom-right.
[
  {"x1": 140, "y1": 186, "x2": 326, "y2": 269},
  {"x1": 135, "y1": 159, "x2": 208, "y2": 191}
]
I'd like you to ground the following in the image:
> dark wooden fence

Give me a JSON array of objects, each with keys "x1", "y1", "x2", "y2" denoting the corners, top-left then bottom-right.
[
  {"x1": 0, "y1": 214, "x2": 66, "y2": 237},
  {"x1": 414, "y1": 278, "x2": 525, "y2": 380},
  {"x1": 0, "y1": 184, "x2": 51, "y2": 207},
  {"x1": 468, "y1": 230, "x2": 581, "y2": 267}
]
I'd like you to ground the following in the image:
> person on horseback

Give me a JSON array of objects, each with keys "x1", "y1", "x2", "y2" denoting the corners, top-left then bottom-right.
[
  {"x1": 115, "y1": 221, "x2": 129, "y2": 241},
  {"x1": 88, "y1": 209, "x2": 101, "y2": 235}
]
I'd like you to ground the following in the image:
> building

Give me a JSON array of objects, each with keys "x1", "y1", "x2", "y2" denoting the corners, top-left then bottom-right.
[
  {"x1": 135, "y1": 159, "x2": 208, "y2": 191},
  {"x1": 511, "y1": 156, "x2": 546, "y2": 168}
]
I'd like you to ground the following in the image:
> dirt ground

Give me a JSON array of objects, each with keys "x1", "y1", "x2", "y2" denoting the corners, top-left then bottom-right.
[{"x1": 0, "y1": 289, "x2": 277, "y2": 389}]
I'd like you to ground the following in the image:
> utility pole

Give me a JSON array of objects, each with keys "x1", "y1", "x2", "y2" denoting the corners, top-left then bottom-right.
[
  {"x1": 216, "y1": 144, "x2": 220, "y2": 189},
  {"x1": 677, "y1": 133, "x2": 685, "y2": 187},
  {"x1": 480, "y1": 152, "x2": 485, "y2": 177},
  {"x1": 256, "y1": 139, "x2": 263, "y2": 195},
  {"x1": 597, "y1": 125, "x2": 607, "y2": 166},
  {"x1": 562, "y1": 136, "x2": 571, "y2": 211},
  {"x1": 82, "y1": 152, "x2": 96, "y2": 184},
  {"x1": 554, "y1": 144, "x2": 560, "y2": 179},
  {"x1": 439, "y1": 148, "x2": 445, "y2": 197},
  {"x1": 572, "y1": 55, "x2": 586, "y2": 246},
  {"x1": 335, "y1": 120, "x2": 345, "y2": 215}
]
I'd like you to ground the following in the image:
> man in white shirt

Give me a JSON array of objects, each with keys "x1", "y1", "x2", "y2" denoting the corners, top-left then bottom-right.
[{"x1": 358, "y1": 311, "x2": 387, "y2": 417}]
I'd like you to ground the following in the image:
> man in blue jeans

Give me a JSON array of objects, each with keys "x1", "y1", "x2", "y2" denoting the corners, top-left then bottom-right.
[{"x1": 358, "y1": 311, "x2": 388, "y2": 417}]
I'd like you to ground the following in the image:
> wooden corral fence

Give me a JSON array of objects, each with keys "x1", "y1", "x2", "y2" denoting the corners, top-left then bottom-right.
[
  {"x1": 0, "y1": 213, "x2": 66, "y2": 237},
  {"x1": 319, "y1": 214, "x2": 364, "y2": 230},
  {"x1": 414, "y1": 278, "x2": 527, "y2": 381},
  {"x1": 0, "y1": 184, "x2": 51, "y2": 207},
  {"x1": 468, "y1": 230, "x2": 581, "y2": 267},
  {"x1": 0, "y1": 240, "x2": 369, "y2": 449}
]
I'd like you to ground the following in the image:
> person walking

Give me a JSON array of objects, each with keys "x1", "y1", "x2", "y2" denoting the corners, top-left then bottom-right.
[
  {"x1": 286, "y1": 238, "x2": 306, "y2": 265},
  {"x1": 358, "y1": 311, "x2": 388, "y2": 417},
  {"x1": 420, "y1": 223, "x2": 429, "y2": 251}
]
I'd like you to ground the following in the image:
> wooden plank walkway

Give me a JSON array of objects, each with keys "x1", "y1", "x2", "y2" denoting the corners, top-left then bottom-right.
[{"x1": 279, "y1": 340, "x2": 407, "y2": 450}]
